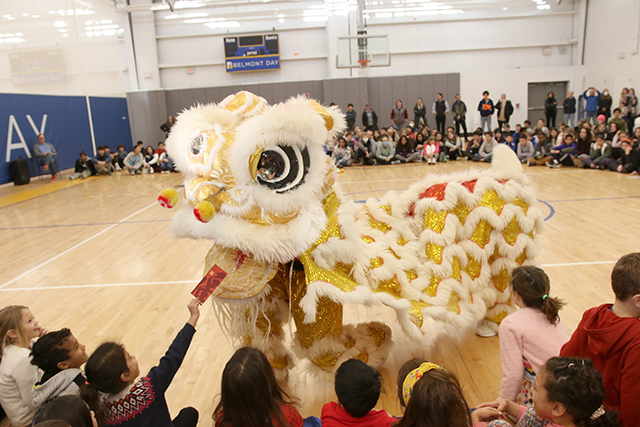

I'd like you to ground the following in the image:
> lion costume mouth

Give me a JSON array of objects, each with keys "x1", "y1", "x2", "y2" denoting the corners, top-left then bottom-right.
[{"x1": 203, "y1": 243, "x2": 278, "y2": 299}]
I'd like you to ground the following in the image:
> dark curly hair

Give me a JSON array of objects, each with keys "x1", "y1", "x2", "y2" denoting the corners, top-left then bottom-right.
[
  {"x1": 30, "y1": 328, "x2": 72, "y2": 372},
  {"x1": 542, "y1": 357, "x2": 620, "y2": 427}
]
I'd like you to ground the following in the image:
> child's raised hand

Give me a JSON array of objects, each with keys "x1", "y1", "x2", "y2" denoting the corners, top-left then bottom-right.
[
  {"x1": 187, "y1": 298, "x2": 202, "y2": 328},
  {"x1": 471, "y1": 406, "x2": 501, "y2": 423}
]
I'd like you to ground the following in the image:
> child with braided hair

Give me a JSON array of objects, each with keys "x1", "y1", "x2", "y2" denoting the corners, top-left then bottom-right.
[
  {"x1": 480, "y1": 356, "x2": 620, "y2": 427},
  {"x1": 498, "y1": 266, "x2": 569, "y2": 406}
]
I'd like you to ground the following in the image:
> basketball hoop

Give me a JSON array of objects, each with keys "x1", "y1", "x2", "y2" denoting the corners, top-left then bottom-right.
[{"x1": 357, "y1": 59, "x2": 371, "y2": 68}]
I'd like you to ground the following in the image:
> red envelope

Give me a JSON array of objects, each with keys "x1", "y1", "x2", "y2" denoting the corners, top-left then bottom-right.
[{"x1": 191, "y1": 264, "x2": 228, "y2": 303}]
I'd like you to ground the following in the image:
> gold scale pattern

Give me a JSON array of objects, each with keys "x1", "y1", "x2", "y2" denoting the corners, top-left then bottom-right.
[{"x1": 413, "y1": 187, "x2": 532, "y2": 317}]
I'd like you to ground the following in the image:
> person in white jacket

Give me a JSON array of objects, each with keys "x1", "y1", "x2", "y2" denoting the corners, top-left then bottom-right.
[{"x1": 0, "y1": 305, "x2": 46, "y2": 427}]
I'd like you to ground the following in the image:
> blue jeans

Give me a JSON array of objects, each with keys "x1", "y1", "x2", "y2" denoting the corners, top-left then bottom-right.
[
  {"x1": 585, "y1": 110, "x2": 597, "y2": 125},
  {"x1": 563, "y1": 113, "x2": 576, "y2": 128},
  {"x1": 38, "y1": 153, "x2": 58, "y2": 176},
  {"x1": 480, "y1": 116, "x2": 492, "y2": 132},
  {"x1": 334, "y1": 158, "x2": 352, "y2": 167},
  {"x1": 160, "y1": 157, "x2": 173, "y2": 171}
]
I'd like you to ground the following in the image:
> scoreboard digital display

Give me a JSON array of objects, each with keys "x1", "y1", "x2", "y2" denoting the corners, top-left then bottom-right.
[{"x1": 224, "y1": 34, "x2": 280, "y2": 73}]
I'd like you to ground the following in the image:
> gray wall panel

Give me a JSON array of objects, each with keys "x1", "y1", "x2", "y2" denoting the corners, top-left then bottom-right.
[
  {"x1": 271, "y1": 82, "x2": 289, "y2": 103},
  {"x1": 258, "y1": 84, "x2": 274, "y2": 103},
  {"x1": 128, "y1": 73, "x2": 459, "y2": 145}
]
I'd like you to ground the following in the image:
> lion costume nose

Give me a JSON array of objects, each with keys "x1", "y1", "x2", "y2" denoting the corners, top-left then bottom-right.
[{"x1": 194, "y1": 200, "x2": 216, "y2": 223}]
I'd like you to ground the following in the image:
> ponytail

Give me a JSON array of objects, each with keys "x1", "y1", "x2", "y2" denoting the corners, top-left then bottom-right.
[
  {"x1": 540, "y1": 294, "x2": 564, "y2": 324},
  {"x1": 79, "y1": 382, "x2": 104, "y2": 426},
  {"x1": 510, "y1": 266, "x2": 565, "y2": 324}
]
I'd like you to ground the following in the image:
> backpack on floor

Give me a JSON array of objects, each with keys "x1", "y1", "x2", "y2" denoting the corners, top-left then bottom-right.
[{"x1": 10, "y1": 157, "x2": 31, "y2": 185}]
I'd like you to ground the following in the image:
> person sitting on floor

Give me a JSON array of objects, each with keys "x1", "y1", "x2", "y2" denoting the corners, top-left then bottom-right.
[
  {"x1": 69, "y1": 152, "x2": 96, "y2": 180},
  {"x1": 577, "y1": 133, "x2": 612, "y2": 169},
  {"x1": 376, "y1": 136, "x2": 396, "y2": 165},
  {"x1": 332, "y1": 137, "x2": 353, "y2": 168},
  {"x1": 516, "y1": 134, "x2": 534, "y2": 164},
  {"x1": 94, "y1": 146, "x2": 114, "y2": 175},
  {"x1": 322, "y1": 359, "x2": 395, "y2": 427},
  {"x1": 393, "y1": 135, "x2": 420, "y2": 164},
  {"x1": 472, "y1": 131, "x2": 497, "y2": 162},
  {"x1": 30, "y1": 329, "x2": 88, "y2": 408},
  {"x1": 123, "y1": 145, "x2": 146, "y2": 175}
]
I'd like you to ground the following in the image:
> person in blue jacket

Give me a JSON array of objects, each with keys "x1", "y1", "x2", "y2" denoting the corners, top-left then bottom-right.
[
  {"x1": 477, "y1": 91, "x2": 494, "y2": 133},
  {"x1": 583, "y1": 87, "x2": 601, "y2": 126}
]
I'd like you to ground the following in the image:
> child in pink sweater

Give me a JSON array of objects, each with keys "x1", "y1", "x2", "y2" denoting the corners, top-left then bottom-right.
[{"x1": 498, "y1": 266, "x2": 569, "y2": 406}]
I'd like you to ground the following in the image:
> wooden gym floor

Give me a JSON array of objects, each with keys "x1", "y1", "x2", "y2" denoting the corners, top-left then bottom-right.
[{"x1": 0, "y1": 160, "x2": 638, "y2": 426}]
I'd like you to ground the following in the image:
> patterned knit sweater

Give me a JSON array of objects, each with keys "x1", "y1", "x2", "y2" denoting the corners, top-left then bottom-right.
[{"x1": 103, "y1": 323, "x2": 195, "y2": 427}]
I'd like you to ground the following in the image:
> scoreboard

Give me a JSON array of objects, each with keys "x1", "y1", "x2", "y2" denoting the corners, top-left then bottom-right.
[{"x1": 224, "y1": 34, "x2": 280, "y2": 73}]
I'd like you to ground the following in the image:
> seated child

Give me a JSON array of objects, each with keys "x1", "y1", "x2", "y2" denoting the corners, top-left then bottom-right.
[
  {"x1": 463, "y1": 131, "x2": 482, "y2": 161},
  {"x1": 394, "y1": 136, "x2": 420, "y2": 164},
  {"x1": 321, "y1": 359, "x2": 395, "y2": 427},
  {"x1": 498, "y1": 267, "x2": 568, "y2": 406},
  {"x1": 480, "y1": 357, "x2": 620, "y2": 427},
  {"x1": 69, "y1": 152, "x2": 96, "y2": 180},
  {"x1": 561, "y1": 253, "x2": 640, "y2": 426},
  {"x1": 213, "y1": 347, "x2": 302, "y2": 427},
  {"x1": 30, "y1": 328, "x2": 88, "y2": 407},
  {"x1": 527, "y1": 131, "x2": 555, "y2": 166},
  {"x1": 444, "y1": 128, "x2": 464, "y2": 160},
  {"x1": 94, "y1": 146, "x2": 114, "y2": 175},
  {"x1": 376, "y1": 137, "x2": 396, "y2": 165},
  {"x1": 581, "y1": 134, "x2": 612, "y2": 169},
  {"x1": 32, "y1": 395, "x2": 97, "y2": 427},
  {"x1": 332, "y1": 137, "x2": 353, "y2": 168},
  {"x1": 396, "y1": 358, "x2": 499, "y2": 427},
  {"x1": 471, "y1": 131, "x2": 497, "y2": 162},
  {"x1": 516, "y1": 135, "x2": 534, "y2": 163},
  {"x1": 0, "y1": 305, "x2": 46, "y2": 427},
  {"x1": 422, "y1": 136, "x2": 439, "y2": 165},
  {"x1": 81, "y1": 299, "x2": 201, "y2": 427}
]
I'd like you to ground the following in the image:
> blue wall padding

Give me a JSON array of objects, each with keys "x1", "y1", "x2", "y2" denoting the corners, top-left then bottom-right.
[{"x1": 0, "y1": 93, "x2": 132, "y2": 184}]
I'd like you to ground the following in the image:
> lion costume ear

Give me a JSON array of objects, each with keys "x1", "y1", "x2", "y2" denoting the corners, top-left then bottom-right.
[
  {"x1": 219, "y1": 91, "x2": 267, "y2": 118},
  {"x1": 306, "y1": 99, "x2": 346, "y2": 137}
]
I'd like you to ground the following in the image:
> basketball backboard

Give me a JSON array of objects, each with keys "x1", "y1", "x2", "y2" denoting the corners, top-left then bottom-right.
[{"x1": 336, "y1": 35, "x2": 390, "y2": 68}]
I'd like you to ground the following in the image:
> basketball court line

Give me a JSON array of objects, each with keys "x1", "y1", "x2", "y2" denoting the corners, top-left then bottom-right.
[
  {"x1": 0, "y1": 260, "x2": 617, "y2": 292},
  {"x1": 0, "y1": 202, "x2": 157, "y2": 290},
  {"x1": 0, "y1": 219, "x2": 170, "y2": 231}
]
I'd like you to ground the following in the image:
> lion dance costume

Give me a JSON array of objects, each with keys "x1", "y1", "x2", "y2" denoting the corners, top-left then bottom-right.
[{"x1": 159, "y1": 91, "x2": 543, "y2": 378}]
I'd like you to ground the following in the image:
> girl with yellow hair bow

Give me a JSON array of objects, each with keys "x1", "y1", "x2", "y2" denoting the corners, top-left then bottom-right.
[{"x1": 395, "y1": 358, "x2": 500, "y2": 427}]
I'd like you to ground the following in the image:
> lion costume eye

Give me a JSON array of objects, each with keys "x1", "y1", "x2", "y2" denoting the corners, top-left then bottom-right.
[
  {"x1": 256, "y1": 145, "x2": 310, "y2": 193},
  {"x1": 189, "y1": 134, "x2": 205, "y2": 156}
]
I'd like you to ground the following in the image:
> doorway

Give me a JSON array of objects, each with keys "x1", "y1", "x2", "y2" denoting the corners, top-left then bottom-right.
[{"x1": 527, "y1": 81, "x2": 568, "y2": 125}]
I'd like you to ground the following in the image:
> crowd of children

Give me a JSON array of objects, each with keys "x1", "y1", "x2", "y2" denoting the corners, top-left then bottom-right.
[
  {"x1": 67, "y1": 141, "x2": 175, "y2": 180},
  {"x1": 1, "y1": 252, "x2": 638, "y2": 427},
  {"x1": 328, "y1": 89, "x2": 639, "y2": 174}
]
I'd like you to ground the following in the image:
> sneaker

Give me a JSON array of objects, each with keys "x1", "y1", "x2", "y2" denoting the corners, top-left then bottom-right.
[
  {"x1": 150, "y1": 168, "x2": 154, "y2": 174},
  {"x1": 51, "y1": 175, "x2": 57, "y2": 181},
  {"x1": 573, "y1": 157, "x2": 584, "y2": 168},
  {"x1": 43, "y1": 164, "x2": 49, "y2": 171},
  {"x1": 68, "y1": 176, "x2": 74, "y2": 180},
  {"x1": 391, "y1": 160, "x2": 401, "y2": 165},
  {"x1": 115, "y1": 164, "x2": 122, "y2": 171},
  {"x1": 129, "y1": 170, "x2": 135, "y2": 175},
  {"x1": 476, "y1": 323, "x2": 498, "y2": 338}
]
